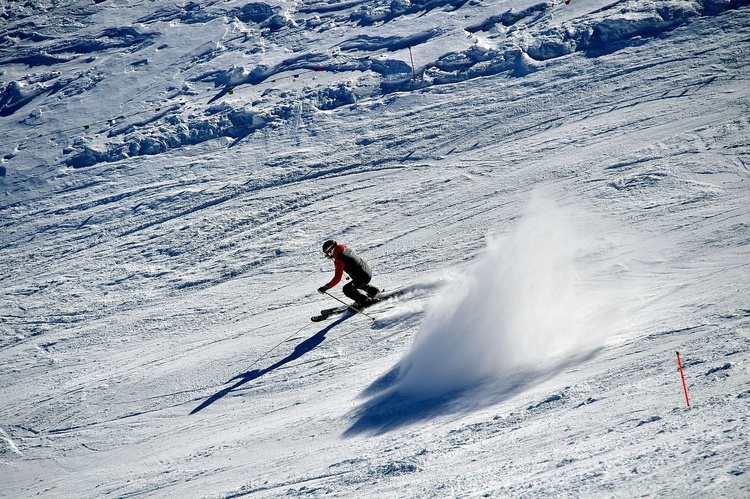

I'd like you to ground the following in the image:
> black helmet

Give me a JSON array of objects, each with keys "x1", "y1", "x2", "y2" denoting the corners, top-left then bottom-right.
[{"x1": 322, "y1": 240, "x2": 337, "y2": 257}]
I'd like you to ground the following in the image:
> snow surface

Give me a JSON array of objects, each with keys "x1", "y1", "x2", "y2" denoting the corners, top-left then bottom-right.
[{"x1": 1, "y1": 0, "x2": 749, "y2": 497}]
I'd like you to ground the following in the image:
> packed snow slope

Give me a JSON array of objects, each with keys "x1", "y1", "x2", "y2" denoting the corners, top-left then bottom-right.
[{"x1": 1, "y1": 0, "x2": 749, "y2": 497}]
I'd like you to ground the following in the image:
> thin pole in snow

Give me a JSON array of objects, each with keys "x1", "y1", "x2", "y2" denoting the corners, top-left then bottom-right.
[
  {"x1": 408, "y1": 46, "x2": 417, "y2": 81},
  {"x1": 676, "y1": 351, "x2": 690, "y2": 407}
]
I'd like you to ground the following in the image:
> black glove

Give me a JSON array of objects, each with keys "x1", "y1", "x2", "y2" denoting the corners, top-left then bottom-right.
[{"x1": 318, "y1": 285, "x2": 329, "y2": 294}]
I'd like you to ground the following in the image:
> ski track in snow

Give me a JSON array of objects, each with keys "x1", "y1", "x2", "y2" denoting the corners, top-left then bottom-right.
[{"x1": 1, "y1": 0, "x2": 750, "y2": 497}]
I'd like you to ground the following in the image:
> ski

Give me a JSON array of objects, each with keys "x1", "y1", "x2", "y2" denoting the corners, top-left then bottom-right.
[
  {"x1": 310, "y1": 301, "x2": 376, "y2": 322},
  {"x1": 310, "y1": 288, "x2": 406, "y2": 322},
  {"x1": 311, "y1": 306, "x2": 348, "y2": 322}
]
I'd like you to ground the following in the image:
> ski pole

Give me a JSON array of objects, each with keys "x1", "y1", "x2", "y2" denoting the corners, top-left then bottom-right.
[{"x1": 323, "y1": 291, "x2": 375, "y2": 321}]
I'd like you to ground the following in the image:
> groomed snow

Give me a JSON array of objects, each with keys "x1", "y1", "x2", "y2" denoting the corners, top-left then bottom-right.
[{"x1": 1, "y1": 0, "x2": 749, "y2": 497}]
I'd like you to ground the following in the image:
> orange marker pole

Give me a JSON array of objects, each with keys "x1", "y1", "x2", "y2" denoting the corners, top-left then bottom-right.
[{"x1": 676, "y1": 352, "x2": 690, "y2": 407}]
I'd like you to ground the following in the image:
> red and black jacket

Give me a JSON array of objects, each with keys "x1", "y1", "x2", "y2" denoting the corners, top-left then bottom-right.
[{"x1": 325, "y1": 244, "x2": 373, "y2": 288}]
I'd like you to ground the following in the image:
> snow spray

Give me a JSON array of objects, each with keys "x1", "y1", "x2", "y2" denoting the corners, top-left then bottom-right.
[{"x1": 395, "y1": 194, "x2": 617, "y2": 398}]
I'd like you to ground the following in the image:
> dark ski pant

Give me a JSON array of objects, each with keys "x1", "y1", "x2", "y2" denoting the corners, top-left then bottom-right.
[{"x1": 343, "y1": 278, "x2": 379, "y2": 304}]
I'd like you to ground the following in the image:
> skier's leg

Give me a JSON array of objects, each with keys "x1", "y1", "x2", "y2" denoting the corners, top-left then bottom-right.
[
  {"x1": 362, "y1": 283, "x2": 381, "y2": 298},
  {"x1": 343, "y1": 281, "x2": 369, "y2": 304}
]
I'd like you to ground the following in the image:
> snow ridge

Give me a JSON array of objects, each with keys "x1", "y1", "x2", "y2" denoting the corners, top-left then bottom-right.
[{"x1": 1, "y1": 0, "x2": 747, "y2": 170}]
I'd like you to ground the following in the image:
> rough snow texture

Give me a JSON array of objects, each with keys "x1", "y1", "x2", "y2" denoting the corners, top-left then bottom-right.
[
  {"x1": 1, "y1": 0, "x2": 748, "y2": 169},
  {"x1": 1, "y1": 0, "x2": 749, "y2": 497}
]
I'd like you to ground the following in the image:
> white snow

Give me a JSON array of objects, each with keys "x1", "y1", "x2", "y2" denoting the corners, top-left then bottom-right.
[
  {"x1": 1, "y1": 0, "x2": 749, "y2": 497},
  {"x1": 397, "y1": 195, "x2": 616, "y2": 398}
]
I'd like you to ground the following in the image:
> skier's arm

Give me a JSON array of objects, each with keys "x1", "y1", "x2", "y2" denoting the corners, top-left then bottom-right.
[{"x1": 325, "y1": 259, "x2": 345, "y2": 289}]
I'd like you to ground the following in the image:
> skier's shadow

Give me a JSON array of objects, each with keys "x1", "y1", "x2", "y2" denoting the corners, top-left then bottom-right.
[{"x1": 190, "y1": 315, "x2": 350, "y2": 415}]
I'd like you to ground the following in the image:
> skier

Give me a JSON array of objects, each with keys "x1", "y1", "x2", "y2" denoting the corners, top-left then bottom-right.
[{"x1": 317, "y1": 240, "x2": 381, "y2": 307}]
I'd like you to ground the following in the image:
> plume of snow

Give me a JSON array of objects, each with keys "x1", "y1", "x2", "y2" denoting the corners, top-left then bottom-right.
[{"x1": 395, "y1": 194, "x2": 616, "y2": 398}]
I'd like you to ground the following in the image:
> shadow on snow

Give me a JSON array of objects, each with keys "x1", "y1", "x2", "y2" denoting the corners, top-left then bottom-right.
[
  {"x1": 190, "y1": 315, "x2": 352, "y2": 415},
  {"x1": 343, "y1": 348, "x2": 602, "y2": 437}
]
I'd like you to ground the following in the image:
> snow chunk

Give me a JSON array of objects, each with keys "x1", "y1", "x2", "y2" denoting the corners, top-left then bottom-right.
[{"x1": 0, "y1": 427, "x2": 21, "y2": 457}]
